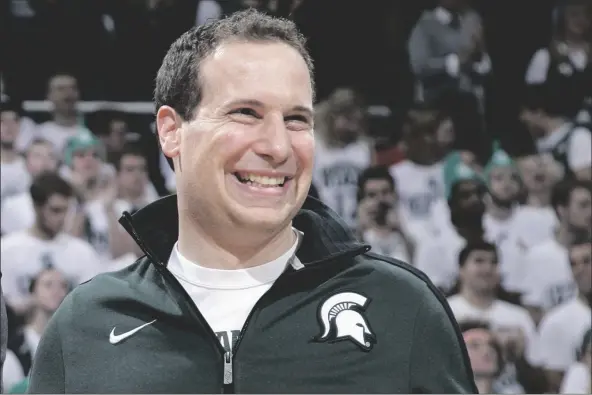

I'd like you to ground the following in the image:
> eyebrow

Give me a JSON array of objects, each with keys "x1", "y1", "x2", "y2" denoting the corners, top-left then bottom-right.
[{"x1": 224, "y1": 99, "x2": 314, "y2": 119}]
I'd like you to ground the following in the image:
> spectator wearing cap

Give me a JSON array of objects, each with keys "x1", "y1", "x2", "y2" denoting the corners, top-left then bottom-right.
[
  {"x1": 0, "y1": 100, "x2": 30, "y2": 205},
  {"x1": 414, "y1": 158, "x2": 486, "y2": 292},
  {"x1": 1, "y1": 139, "x2": 59, "y2": 235},
  {"x1": 537, "y1": 235, "x2": 592, "y2": 392},
  {"x1": 520, "y1": 179, "x2": 591, "y2": 324},
  {"x1": 447, "y1": 240, "x2": 543, "y2": 393},
  {"x1": 519, "y1": 83, "x2": 592, "y2": 181}
]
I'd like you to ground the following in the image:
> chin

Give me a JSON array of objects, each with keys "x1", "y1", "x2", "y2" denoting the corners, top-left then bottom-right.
[{"x1": 229, "y1": 202, "x2": 296, "y2": 232}]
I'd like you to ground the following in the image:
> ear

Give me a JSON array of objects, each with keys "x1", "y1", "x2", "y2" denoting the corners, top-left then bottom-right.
[{"x1": 156, "y1": 106, "x2": 182, "y2": 162}]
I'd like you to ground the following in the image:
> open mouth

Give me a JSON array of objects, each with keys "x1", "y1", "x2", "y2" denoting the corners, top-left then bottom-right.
[{"x1": 233, "y1": 172, "x2": 292, "y2": 188}]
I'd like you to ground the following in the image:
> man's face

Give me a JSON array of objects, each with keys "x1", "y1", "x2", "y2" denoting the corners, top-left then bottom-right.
[
  {"x1": 561, "y1": 187, "x2": 592, "y2": 233},
  {"x1": 0, "y1": 110, "x2": 20, "y2": 149},
  {"x1": 453, "y1": 180, "x2": 486, "y2": 217},
  {"x1": 517, "y1": 155, "x2": 554, "y2": 193},
  {"x1": 105, "y1": 119, "x2": 128, "y2": 152},
  {"x1": 36, "y1": 194, "x2": 71, "y2": 237},
  {"x1": 71, "y1": 147, "x2": 101, "y2": 180},
  {"x1": 460, "y1": 249, "x2": 499, "y2": 293},
  {"x1": 565, "y1": 4, "x2": 590, "y2": 37},
  {"x1": 48, "y1": 75, "x2": 79, "y2": 113},
  {"x1": 118, "y1": 154, "x2": 148, "y2": 197},
  {"x1": 519, "y1": 108, "x2": 546, "y2": 138},
  {"x1": 488, "y1": 167, "x2": 521, "y2": 205},
  {"x1": 361, "y1": 178, "x2": 395, "y2": 214},
  {"x1": 570, "y1": 243, "x2": 592, "y2": 296},
  {"x1": 331, "y1": 107, "x2": 364, "y2": 144},
  {"x1": 32, "y1": 269, "x2": 69, "y2": 313},
  {"x1": 26, "y1": 142, "x2": 58, "y2": 176},
  {"x1": 163, "y1": 41, "x2": 314, "y2": 232}
]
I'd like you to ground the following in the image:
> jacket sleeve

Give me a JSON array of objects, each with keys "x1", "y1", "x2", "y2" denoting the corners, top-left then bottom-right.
[
  {"x1": 28, "y1": 299, "x2": 68, "y2": 393},
  {"x1": 408, "y1": 16, "x2": 453, "y2": 79},
  {"x1": 409, "y1": 286, "x2": 477, "y2": 394},
  {"x1": 1, "y1": 281, "x2": 7, "y2": 394}
]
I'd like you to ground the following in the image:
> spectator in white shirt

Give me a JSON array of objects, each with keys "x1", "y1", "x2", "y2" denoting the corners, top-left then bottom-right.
[
  {"x1": 1, "y1": 139, "x2": 59, "y2": 235},
  {"x1": 560, "y1": 328, "x2": 591, "y2": 394},
  {"x1": 0, "y1": 100, "x2": 30, "y2": 205},
  {"x1": 521, "y1": 179, "x2": 591, "y2": 323},
  {"x1": 36, "y1": 74, "x2": 89, "y2": 155},
  {"x1": 0, "y1": 172, "x2": 102, "y2": 317},
  {"x1": 537, "y1": 236, "x2": 591, "y2": 392},
  {"x1": 447, "y1": 240, "x2": 542, "y2": 393},
  {"x1": 519, "y1": 83, "x2": 592, "y2": 180}
]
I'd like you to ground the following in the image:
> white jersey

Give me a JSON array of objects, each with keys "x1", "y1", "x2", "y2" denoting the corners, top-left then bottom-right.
[
  {"x1": 312, "y1": 139, "x2": 372, "y2": 229},
  {"x1": 0, "y1": 157, "x2": 30, "y2": 204},
  {"x1": 0, "y1": 192, "x2": 35, "y2": 235}
]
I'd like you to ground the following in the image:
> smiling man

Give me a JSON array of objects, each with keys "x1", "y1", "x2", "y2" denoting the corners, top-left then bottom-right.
[{"x1": 28, "y1": 9, "x2": 476, "y2": 394}]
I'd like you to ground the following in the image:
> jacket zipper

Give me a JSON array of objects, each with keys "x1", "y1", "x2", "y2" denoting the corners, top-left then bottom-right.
[{"x1": 121, "y1": 213, "x2": 369, "y2": 393}]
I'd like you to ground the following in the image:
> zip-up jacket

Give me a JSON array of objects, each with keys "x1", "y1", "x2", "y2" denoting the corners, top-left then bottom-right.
[{"x1": 29, "y1": 195, "x2": 477, "y2": 394}]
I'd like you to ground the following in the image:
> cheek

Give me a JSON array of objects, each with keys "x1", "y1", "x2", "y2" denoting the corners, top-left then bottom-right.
[{"x1": 292, "y1": 133, "x2": 315, "y2": 170}]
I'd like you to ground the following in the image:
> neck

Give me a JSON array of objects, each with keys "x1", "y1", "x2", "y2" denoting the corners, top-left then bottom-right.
[
  {"x1": 29, "y1": 224, "x2": 55, "y2": 241},
  {"x1": 177, "y1": 214, "x2": 296, "y2": 270},
  {"x1": 526, "y1": 191, "x2": 551, "y2": 207},
  {"x1": 120, "y1": 190, "x2": 144, "y2": 206},
  {"x1": 0, "y1": 147, "x2": 17, "y2": 163},
  {"x1": 53, "y1": 112, "x2": 78, "y2": 127},
  {"x1": 474, "y1": 377, "x2": 493, "y2": 394},
  {"x1": 555, "y1": 225, "x2": 574, "y2": 248},
  {"x1": 456, "y1": 224, "x2": 483, "y2": 241},
  {"x1": 564, "y1": 33, "x2": 585, "y2": 46},
  {"x1": 28, "y1": 309, "x2": 51, "y2": 335},
  {"x1": 486, "y1": 200, "x2": 513, "y2": 221},
  {"x1": 544, "y1": 118, "x2": 567, "y2": 137},
  {"x1": 461, "y1": 287, "x2": 494, "y2": 309}
]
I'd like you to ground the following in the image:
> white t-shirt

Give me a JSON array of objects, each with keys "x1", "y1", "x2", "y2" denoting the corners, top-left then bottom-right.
[
  {"x1": 0, "y1": 157, "x2": 30, "y2": 203},
  {"x1": 447, "y1": 295, "x2": 539, "y2": 364},
  {"x1": 167, "y1": 229, "x2": 302, "y2": 352},
  {"x1": 536, "y1": 123, "x2": 592, "y2": 174},
  {"x1": 560, "y1": 362, "x2": 591, "y2": 394},
  {"x1": 0, "y1": 192, "x2": 35, "y2": 235},
  {"x1": 537, "y1": 297, "x2": 591, "y2": 371},
  {"x1": 520, "y1": 238, "x2": 576, "y2": 310},
  {"x1": 313, "y1": 140, "x2": 372, "y2": 229},
  {"x1": 0, "y1": 231, "x2": 103, "y2": 308},
  {"x1": 14, "y1": 116, "x2": 40, "y2": 154},
  {"x1": 389, "y1": 160, "x2": 445, "y2": 228},
  {"x1": 525, "y1": 47, "x2": 589, "y2": 84},
  {"x1": 36, "y1": 121, "x2": 89, "y2": 155},
  {"x1": 1, "y1": 349, "x2": 25, "y2": 393}
]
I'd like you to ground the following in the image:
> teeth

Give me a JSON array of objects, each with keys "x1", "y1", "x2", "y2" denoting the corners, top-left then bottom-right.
[{"x1": 240, "y1": 173, "x2": 286, "y2": 186}]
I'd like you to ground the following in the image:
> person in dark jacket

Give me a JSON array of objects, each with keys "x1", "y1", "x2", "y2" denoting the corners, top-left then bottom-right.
[{"x1": 28, "y1": 9, "x2": 477, "y2": 394}]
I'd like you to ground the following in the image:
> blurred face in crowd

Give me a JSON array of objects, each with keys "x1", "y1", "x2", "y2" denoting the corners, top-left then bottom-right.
[
  {"x1": 517, "y1": 155, "x2": 558, "y2": 194},
  {"x1": 48, "y1": 75, "x2": 79, "y2": 115},
  {"x1": 435, "y1": 117, "x2": 455, "y2": 159},
  {"x1": 519, "y1": 108, "x2": 547, "y2": 139},
  {"x1": 71, "y1": 147, "x2": 101, "y2": 181},
  {"x1": 460, "y1": 249, "x2": 499, "y2": 294},
  {"x1": 451, "y1": 180, "x2": 486, "y2": 222},
  {"x1": 488, "y1": 166, "x2": 521, "y2": 207},
  {"x1": 104, "y1": 119, "x2": 128, "y2": 153},
  {"x1": 463, "y1": 328, "x2": 500, "y2": 378},
  {"x1": 26, "y1": 141, "x2": 58, "y2": 176},
  {"x1": 559, "y1": 187, "x2": 592, "y2": 234},
  {"x1": 118, "y1": 153, "x2": 148, "y2": 198},
  {"x1": 32, "y1": 268, "x2": 69, "y2": 314},
  {"x1": 158, "y1": 41, "x2": 314, "y2": 234},
  {"x1": 35, "y1": 193, "x2": 71, "y2": 237},
  {"x1": 0, "y1": 110, "x2": 20, "y2": 150},
  {"x1": 404, "y1": 115, "x2": 440, "y2": 165},
  {"x1": 564, "y1": 3, "x2": 590, "y2": 39},
  {"x1": 360, "y1": 177, "x2": 397, "y2": 217},
  {"x1": 570, "y1": 242, "x2": 592, "y2": 297}
]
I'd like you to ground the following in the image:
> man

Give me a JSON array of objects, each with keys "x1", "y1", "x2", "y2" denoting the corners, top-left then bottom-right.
[
  {"x1": 356, "y1": 166, "x2": 414, "y2": 263},
  {"x1": 520, "y1": 83, "x2": 591, "y2": 180},
  {"x1": 28, "y1": 10, "x2": 476, "y2": 394},
  {"x1": 0, "y1": 172, "x2": 102, "y2": 317},
  {"x1": 520, "y1": 179, "x2": 592, "y2": 324},
  {"x1": 35, "y1": 74, "x2": 89, "y2": 154},
  {"x1": 447, "y1": 241, "x2": 540, "y2": 393},
  {"x1": 537, "y1": 236, "x2": 592, "y2": 393},
  {"x1": 0, "y1": 100, "x2": 30, "y2": 205}
]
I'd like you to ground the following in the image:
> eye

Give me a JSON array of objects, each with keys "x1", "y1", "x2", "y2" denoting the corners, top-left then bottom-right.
[
  {"x1": 230, "y1": 108, "x2": 261, "y2": 118},
  {"x1": 284, "y1": 114, "x2": 312, "y2": 130}
]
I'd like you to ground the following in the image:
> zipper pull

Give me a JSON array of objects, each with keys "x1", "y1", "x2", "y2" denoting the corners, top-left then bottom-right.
[{"x1": 223, "y1": 351, "x2": 233, "y2": 385}]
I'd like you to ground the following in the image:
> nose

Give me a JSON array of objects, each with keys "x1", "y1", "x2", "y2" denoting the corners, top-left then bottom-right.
[{"x1": 252, "y1": 115, "x2": 291, "y2": 165}]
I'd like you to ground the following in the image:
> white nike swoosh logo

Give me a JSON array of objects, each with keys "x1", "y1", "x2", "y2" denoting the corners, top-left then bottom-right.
[{"x1": 109, "y1": 319, "x2": 156, "y2": 345}]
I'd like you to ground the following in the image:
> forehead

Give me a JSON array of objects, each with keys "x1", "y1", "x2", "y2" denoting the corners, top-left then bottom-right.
[
  {"x1": 121, "y1": 154, "x2": 146, "y2": 165},
  {"x1": 365, "y1": 178, "x2": 392, "y2": 190},
  {"x1": 0, "y1": 111, "x2": 19, "y2": 122},
  {"x1": 571, "y1": 243, "x2": 592, "y2": 257},
  {"x1": 199, "y1": 41, "x2": 313, "y2": 109},
  {"x1": 46, "y1": 194, "x2": 70, "y2": 206},
  {"x1": 571, "y1": 187, "x2": 591, "y2": 202},
  {"x1": 50, "y1": 76, "x2": 77, "y2": 90}
]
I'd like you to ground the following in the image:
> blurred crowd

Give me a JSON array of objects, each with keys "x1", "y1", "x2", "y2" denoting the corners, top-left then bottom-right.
[{"x1": 1, "y1": 0, "x2": 591, "y2": 393}]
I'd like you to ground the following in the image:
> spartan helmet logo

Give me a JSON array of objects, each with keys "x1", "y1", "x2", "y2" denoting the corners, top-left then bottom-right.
[{"x1": 315, "y1": 292, "x2": 376, "y2": 351}]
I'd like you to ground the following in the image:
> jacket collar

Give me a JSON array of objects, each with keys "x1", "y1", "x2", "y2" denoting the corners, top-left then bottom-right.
[{"x1": 119, "y1": 194, "x2": 369, "y2": 267}]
